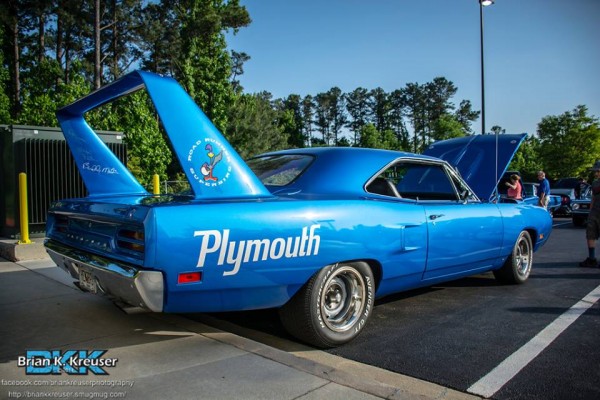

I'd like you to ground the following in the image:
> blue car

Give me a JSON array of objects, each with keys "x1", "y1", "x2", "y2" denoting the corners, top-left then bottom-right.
[{"x1": 45, "y1": 71, "x2": 553, "y2": 348}]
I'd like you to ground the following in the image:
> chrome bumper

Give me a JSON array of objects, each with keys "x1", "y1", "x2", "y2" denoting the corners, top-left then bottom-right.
[{"x1": 45, "y1": 240, "x2": 164, "y2": 312}]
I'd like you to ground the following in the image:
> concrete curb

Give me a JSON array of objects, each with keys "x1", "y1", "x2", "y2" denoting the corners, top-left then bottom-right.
[
  {"x1": 0, "y1": 239, "x2": 49, "y2": 262},
  {"x1": 156, "y1": 313, "x2": 482, "y2": 400}
]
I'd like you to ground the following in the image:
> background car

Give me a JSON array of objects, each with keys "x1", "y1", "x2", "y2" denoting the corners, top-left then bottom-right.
[
  {"x1": 551, "y1": 177, "x2": 579, "y2": 217},
  {"x1": 571, "y1": 186, "x2": 592, "y2": 226},
  {"x1": 523, "y1": 182, "x2": 562, "y2": 215}
]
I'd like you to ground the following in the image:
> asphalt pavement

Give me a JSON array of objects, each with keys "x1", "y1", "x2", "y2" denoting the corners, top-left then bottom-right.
[{"x1": 0, "y1": 250, "x2": 479, "y2": 400}]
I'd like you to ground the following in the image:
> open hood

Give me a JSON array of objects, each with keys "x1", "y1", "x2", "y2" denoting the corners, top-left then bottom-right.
[
  {"x1": 424, "y1": 134, "x2": 526, "y2": 201},
  {"x1": 56, "y1": 70, "x2": 272, "y2": 200}
]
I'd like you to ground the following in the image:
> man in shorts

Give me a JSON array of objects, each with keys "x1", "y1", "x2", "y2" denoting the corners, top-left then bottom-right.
[
  {"x1": 579, "y1": 167, "x2": 600, "y2": 268},
  {"x1": 537, "y1": 171, "x2": 550, "y2": 208}
]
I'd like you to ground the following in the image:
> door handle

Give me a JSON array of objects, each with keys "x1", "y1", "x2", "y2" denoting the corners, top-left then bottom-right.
[{"x1": 429, "y1": 214, "x2": 445, "y2": 220}]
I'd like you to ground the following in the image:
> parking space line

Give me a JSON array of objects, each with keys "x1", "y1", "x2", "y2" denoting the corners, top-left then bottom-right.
[
  {"x1": 552, "y1": 220, "x2": 572, "y2": 227},
  {"x1": 467, "y1": 284, "x2": 600, "y2": 399}
]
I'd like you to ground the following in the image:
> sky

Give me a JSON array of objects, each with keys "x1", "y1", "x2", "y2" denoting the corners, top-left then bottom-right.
[{"x1": 225, "y1": 0, "x2": 600, "y2": 138}]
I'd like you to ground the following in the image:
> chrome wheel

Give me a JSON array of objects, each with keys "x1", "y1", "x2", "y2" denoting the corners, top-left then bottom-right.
[
  {"x1": 320, "y1": 266, "x2": 366, "y2": 332},
  {"x1": 494, "y1": 230, "x2": 533, "y2": 284},
  {"x1": 279, "y1": 261, "x2": 374, "y2": 348},
  {"x1": 515, "y1": 233, "x2": 532, "y2": 278}
]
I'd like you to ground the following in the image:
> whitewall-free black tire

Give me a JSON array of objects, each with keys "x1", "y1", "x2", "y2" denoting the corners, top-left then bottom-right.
[
  {"x1": 279, "y1": 261, "x2": 375, "y2": 348},
  {"x1": 493, "y1": 230, "x2": 533, "y2": 284}
]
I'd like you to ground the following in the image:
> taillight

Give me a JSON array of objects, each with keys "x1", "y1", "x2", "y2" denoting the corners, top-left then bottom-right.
[
  {"x1": 119, "y1": 229, "x2": 145, "y2": 241},
  {"x1": 54, "y1": 214, "x2": 69, "y2": 233},
  {"x1": 117, "y1": 228, "x2": 145, "y2": 253}
]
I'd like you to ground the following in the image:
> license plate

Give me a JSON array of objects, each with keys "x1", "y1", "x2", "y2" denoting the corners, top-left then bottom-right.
[{"x1": 79, "y1": 268, "x2": 97, "y2": 293}]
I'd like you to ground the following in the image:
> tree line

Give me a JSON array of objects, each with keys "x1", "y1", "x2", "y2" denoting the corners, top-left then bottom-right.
[{"x1": 1, "y1": 0, "x2": 599, "y2": 186}]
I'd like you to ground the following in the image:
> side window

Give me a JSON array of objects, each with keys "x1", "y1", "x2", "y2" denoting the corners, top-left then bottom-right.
[
  {"x1": 448, "y1": 170, "x2": 478, "y2": 202},
  {"x1": 369, "y1": 161, "x2": 459, "y2": 201},
  {"x1": 366, "y1": 176, "x2": 401, "y2": 197}
]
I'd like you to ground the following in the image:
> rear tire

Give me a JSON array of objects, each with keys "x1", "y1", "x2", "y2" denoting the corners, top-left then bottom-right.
[
  {"x1": 279, "y1": 261, "x2": 374, "y2": 348},
  {"x1": 493, "y1": 231, "x2": 532, "y2": 284}
]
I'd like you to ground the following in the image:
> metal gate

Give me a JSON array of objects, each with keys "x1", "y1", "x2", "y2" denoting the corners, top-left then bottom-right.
[{"x1": 1, "y1": 125, "x2": 126, "y2": 239}]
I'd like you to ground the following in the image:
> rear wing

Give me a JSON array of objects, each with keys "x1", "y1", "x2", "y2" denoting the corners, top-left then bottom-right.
[{"x1": 56, "y1": 70, "x2": 272, "y2": 200}]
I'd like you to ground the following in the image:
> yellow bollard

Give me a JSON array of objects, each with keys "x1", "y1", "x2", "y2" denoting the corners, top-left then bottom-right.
[
  {"x1": 18, "y1": 172, "x2": 32, "y2": 244},
  {"x1": 153, "y1": 174, "x2": 160, "y2": 195}
]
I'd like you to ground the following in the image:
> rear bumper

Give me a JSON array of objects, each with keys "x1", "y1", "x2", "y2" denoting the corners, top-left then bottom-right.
[
  {"x1": 45, "y1": 239, "x2": 164, "y2": 312},
  {"x1": 571, "y1": 210, "x2": 589, "y2": 217}
]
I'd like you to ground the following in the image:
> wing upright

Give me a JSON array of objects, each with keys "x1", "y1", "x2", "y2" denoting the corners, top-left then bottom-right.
[{"x1": 57, "y1": 71, "x2": 272, "y2": 200}]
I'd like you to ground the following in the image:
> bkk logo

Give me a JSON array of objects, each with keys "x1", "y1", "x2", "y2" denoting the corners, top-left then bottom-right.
[
  {"x1": 195, "y1": 224, "x2": 321, "y2": 276},
  {"x1": 187, "y1": 138, "x2": 232, "y2": 187},
  {"x1": 17, "y1": 350, "x2": 118, "y2": 375}
]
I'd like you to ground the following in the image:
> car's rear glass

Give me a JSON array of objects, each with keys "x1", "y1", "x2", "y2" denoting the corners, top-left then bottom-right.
[{"x1": 247, "y1": 154, "x2": 313, "y2": 186}]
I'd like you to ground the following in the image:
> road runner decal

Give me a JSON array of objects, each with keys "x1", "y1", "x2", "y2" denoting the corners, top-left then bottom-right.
[
  {"x1": 195, "y1": 224, "x2": 321, "y2": 276},
  {"x1": 188, "y1": 138, "x2": 232, "y2": 188}
]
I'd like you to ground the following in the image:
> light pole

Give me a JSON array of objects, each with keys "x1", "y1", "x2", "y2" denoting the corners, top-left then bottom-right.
[{"x1": 479, "y1": 0, "x2": 494, "y2": 135}]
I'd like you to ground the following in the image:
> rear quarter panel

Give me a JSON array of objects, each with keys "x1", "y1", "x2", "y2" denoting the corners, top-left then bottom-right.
[{"x1": 149, "y1": 198, "x2": 429, "y2": 312}]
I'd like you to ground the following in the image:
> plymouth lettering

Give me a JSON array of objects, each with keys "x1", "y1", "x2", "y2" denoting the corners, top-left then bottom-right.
[{"x1": 194, "y1": 224, "x2": 321, "y2": 276}]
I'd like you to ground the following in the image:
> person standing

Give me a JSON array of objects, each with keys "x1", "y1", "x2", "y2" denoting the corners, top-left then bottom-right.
[
  {"x1": 575, "y1": 177, "x2": 590, "y2": 199},
  {"x1": 537, "y1": 171, "x2": 550, "y2": 208},
  {"x1": 579, "y1": 168, "x2": 600, "y2": 268},
  {"x1": 505, "y1": 174, "x2": 522, "y2": 200}
]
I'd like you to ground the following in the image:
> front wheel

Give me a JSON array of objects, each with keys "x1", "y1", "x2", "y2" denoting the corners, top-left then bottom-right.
[
  {"x1": 279, "y1": 261, "x2": 375, "y2": 348},
  {"x1": 493, "y1": 231, "x2": 533, "y2": 284}
]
